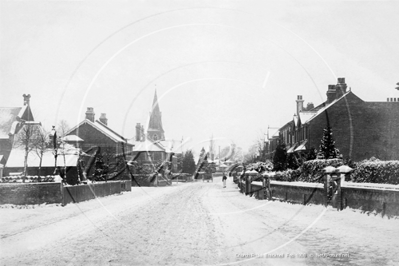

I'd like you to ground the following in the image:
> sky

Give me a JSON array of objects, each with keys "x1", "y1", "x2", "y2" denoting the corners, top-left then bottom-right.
[{"x1": 1, "y1": 0, "x2": 398, "y2": 155}]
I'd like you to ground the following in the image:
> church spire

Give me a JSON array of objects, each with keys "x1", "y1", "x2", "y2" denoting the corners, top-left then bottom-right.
[{"x1": 147, "y1": 89, "x2": 165, "y2": 141}]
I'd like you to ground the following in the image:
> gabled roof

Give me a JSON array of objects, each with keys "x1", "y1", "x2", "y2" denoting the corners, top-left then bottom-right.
[
  {"x1": 0, "y1": 105, "x2": 35, "y2": 139},
  {"x1": 66, "y1": 119, "x2": 126, "y2": 143},
  {"x1": 0, "y1": 107, "x2": 21, "y2": 138},
  {"x1": 298, "y1": 111, "x2": 317, "y2": 124},
  {"x1": 303, "y1": 90, "x2": 355, "y2": 124}
]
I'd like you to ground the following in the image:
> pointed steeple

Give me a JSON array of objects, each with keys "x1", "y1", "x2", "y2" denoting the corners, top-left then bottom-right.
[{"x1": 147, "y1": 90, "x2": 165, "y2": 141}]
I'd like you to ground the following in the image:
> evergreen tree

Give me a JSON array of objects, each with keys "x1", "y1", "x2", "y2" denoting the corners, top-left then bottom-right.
[
  {"x1": 182, "y1": 150, "x2": 196, "y2": 174},
  {"x1": 273, "y1": 144, "x2": 287, "y2": 171},
  {"x1": 318, "y1": 126, "x2": 340, "y2": 159}
]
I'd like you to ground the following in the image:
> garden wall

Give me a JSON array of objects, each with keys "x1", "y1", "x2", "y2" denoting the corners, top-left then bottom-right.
[
  {"x1": 0, "y1": 182, "x2": 62, "y2": 205},
  {"x1": 62, "y1": 181, "x2": 122, "y2": 205},
  {"x1": 248, "y1": 180, "x2": 399, "y2": 217},
  {"x1": 250, "y1": 181, "x2": 325, "y2": 205},
  {"x1": 0, "y1": 180, "x2": 132, "y2": 205},
  {"x1": 342, "y1": 186, "x2": 399, "y2": 217}
]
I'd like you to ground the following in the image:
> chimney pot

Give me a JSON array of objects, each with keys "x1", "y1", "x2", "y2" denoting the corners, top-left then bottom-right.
[
  {"x1": 326, "y1": 84, "x2": 337, "y2": 103},
  {"x1": 336, "y1": 77, "x2": 347, "y2": 97},
  {"x1": 296, "y1": 95, "x2": 304, "y2": 115},
  {"x1": 85, "y1": 107, "x2": 95, "y2": 122},
  {"x1": 99, "y1": 113, "x2": 108, "y2": 125},
  {"x1": 23, "y1": 94, "x2": 31, "y2": 106}
]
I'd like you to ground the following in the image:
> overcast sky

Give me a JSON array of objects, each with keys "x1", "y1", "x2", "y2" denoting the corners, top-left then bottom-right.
[{"x1": 1, "y1": 0, "x2": 398, "y2": 154}]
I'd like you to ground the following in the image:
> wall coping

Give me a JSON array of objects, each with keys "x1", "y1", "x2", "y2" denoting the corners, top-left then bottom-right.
[
  {"x1": 251, "y1": 181, "x2": 263, "y2": 186},
  {"x1": 271, "y1": 180, "x2": 324, "y2": 188},
  {"x1": 343, "y1": 182, "x2": 399, "y2": 191}
]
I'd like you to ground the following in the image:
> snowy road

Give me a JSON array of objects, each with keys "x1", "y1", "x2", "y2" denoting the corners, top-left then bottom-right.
[{"x1": 1, "y1": 177, "x2": 398, "y2": 266}]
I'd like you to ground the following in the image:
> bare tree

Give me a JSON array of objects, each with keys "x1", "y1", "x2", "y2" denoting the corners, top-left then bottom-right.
[
  {"x1": 57, "y1": 120, "x2": 70, "y2": 137},
  {"x1": 13, "y1": 123, "x2": 41, "y2": 181},
  {"x1": 33, "y1": 127, "x2": 50, "y2": 180}
]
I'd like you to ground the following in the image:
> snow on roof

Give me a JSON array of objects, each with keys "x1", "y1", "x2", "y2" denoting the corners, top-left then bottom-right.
[
  {"x1": 0, "y1": 107, "x2": 21, "y2": 139},
  {"x1": 299, "y1": 111, "x2": 317, "y2": 124},
  {"x1": 305, "y1": 90, "x2": 351, "y2": 124},
  {"x1": 6, "y1": 148, "x2": 79, "y2": 168},
  {"x1": 130, "y1": 140, "x2": 165, "y2": 152},
  {"x1": 293, "y1": 114, "x2": 299, "y2": 127},
  {"x1": 62, "y1": 135, "x2": 84, "y2": 142},
  {"x1": 17, "y1": 105, "x2": 28, "y2": 119},
  {"x1": 67, "y1": 119, "x2": 126, "y2": 143}
]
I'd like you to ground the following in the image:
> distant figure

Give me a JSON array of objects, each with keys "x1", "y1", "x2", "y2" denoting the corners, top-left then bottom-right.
[{"x1": 222, "y1": 172, "x2": 227, "y2": 188}]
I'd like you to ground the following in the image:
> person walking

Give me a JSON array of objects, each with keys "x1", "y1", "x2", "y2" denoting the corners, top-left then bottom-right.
[{"x1": 222, "y1": 172, "x2": 227, "y2": 188}]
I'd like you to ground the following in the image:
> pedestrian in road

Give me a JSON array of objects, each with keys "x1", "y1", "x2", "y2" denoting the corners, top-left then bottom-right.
[{"x1": 222, "y1": 172, "x2": 227, "y2": 188}]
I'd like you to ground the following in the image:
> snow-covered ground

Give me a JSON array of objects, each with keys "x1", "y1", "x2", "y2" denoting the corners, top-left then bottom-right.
[{"x1": 1, "y1": 177, "x2": 398, "y2": 266}]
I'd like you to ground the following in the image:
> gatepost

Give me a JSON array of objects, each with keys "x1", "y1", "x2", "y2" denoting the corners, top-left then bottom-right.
[
  {"x1": 239, "y1": 171, "x2": 245, "y2": 193},
  {"x1": 336, "y1": 165, "x2": 353, "y2": 210},
  {"x1": 323, "y1": 165, "x2": 353, "y2": 210},
  {"x1": 323, "y1": 166, "x2": 337, "y2": 207},
  {"x1": 262, "y1": 172, "x2": 273, "y2": 200},
  {"x1": 245, "y1": 170, "x2": 258, "y2": 196}
]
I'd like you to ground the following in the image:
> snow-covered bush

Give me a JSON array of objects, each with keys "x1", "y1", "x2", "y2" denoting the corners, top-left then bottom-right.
[
  {"x1": 350, "y1": 159, "x2": 399, "y2": 184},
  {"x1": 0, "y1": 175, "x2": 56, "y2": 183},
  {"x1": 300, "y1": 159, "x2": 344, "y2": 182},
  {"x1": 273, "y1": 169, "x2": 301, "y2": 182}
]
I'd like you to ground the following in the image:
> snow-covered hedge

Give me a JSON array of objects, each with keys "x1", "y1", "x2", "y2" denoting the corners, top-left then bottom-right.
[
  {"x1": 350, "y1": 159, "x2": 399, "y2": 184},
  {"x1": 0, "y1": 175, "x2": 58, "y2": 183},
  {"x1": 271, "y1": 159, "x2": 343, "y2": 183},
  {"x1": 300, "y1": 159, "x2": 344, "y2": 182},
  {"x1": 273, "y1": 169, "x2": 301, "y2": 182}
]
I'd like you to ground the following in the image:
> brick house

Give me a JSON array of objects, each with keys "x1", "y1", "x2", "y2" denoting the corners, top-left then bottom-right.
[
  {"x1": 66, "y1": 108, "x2": 133, "y2": 157},
  {"x1": 0, "y1": 94, "x2": 37, "y2": 166},
  {"x1": 267, "y1": 78, "x2": 399, "y2": 162}
]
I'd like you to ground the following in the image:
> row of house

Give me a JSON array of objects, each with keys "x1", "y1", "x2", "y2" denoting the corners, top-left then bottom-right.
[
  {"x1": 265, "y1": 78, "x2": 399, "y2": 162},
  {"x1": 0, "y1": 91, "x2": 181, "y2": 178}
]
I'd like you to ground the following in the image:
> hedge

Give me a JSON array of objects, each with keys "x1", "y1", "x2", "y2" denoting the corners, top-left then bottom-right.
[
  {"x1": 350, "y1": 159, "x2": 399, "y2": 184},
  {"x1": 299, "y1": 159, "x2": 344, "y2": 182},
  {"x1": 271, "y1": 159, "x2": 343, "y2": 183}
]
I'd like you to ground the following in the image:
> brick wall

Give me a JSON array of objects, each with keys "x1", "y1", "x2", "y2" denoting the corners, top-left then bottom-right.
[
  {"x1": 308, "y1": 92, "x2": 399, "y2": 161},
  {"x1": 68, "y1": 123, "x2": 124, "y2": 155},
  {"x1": 247, "y1": 181, "x2": 399, "y2": 217},
  {"x1": 0, "y1": 182, "x2": 62, "y2": 205},
  {"x1": 62, "y1": 181, "x2": 122, "y2": 205},
  {"x1": 342, "y1": 187, "x2": 399, "y2": 217},
  {"x1": 270, "y1": 182, "x2": 326, "y2": 206},
  {"x1": 0, "y1": 181, "x2": 131, "y2": 205}
]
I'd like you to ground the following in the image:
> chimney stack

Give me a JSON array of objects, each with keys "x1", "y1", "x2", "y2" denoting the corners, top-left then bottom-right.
[
  {"x1": 336, "y1": 77, "x2": 347, "y2": 97},
  {"x1": 326, "y1": 84, "x2": 336, "y2": 103},
  {"x1": 296, "y1": 95, "x2": 304, "y2": 115},
  {"x1": 136, "y1": 123, "x2": 141, "y2": 141},
  {"x1": 99, "y1": 113, "x2": 108, "y2": 125},
  {"x1": 23, "y1": 94, "x2": 31, "y2": 106},
  {"x1": 85, "y1": 107, "x2": 95, "y2": 122}
]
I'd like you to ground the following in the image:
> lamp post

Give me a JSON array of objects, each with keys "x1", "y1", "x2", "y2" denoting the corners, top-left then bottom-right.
[{"x1": 49, "y1": 126, "x2": 57, "y2": 175}]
